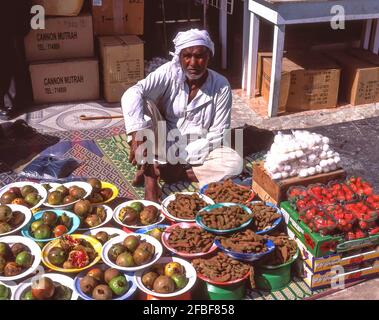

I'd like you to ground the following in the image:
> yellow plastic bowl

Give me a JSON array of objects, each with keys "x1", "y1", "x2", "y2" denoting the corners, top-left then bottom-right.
[
  {"x1": 41, "y1": 234, "x2": 102, "y2": 273},
  {"x1": 91, "y1": 181, "x2": 119, "y2": 205}
]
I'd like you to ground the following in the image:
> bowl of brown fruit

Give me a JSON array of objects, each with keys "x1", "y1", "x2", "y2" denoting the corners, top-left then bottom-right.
[
  {"x1": 43, "y1": 181, "x2": 92, "y2": 209},
  {"x1": 162, "y1": 222, "x2": 217, "y2": 258},
  {"x1": 0, "y1": 204, "x2": 32, "y2": 237},
  {"x1": 192, "y1": 252, "x2": 251, "y2": 286},
  {"x1": 196, "y1": 203, "x2": 253, "y2": 234},
  {"x1": 161, "y1": 192, "x2": 214, "y2": 223},
  {"x1": 86, "y1": 178, "x2": 118, "y2": 205},
  {"x1": 245, "y1": 201, "x2": 283, "y2": 234},
  {"x1": 72, "y1": 200, "x2": 113, "y2": 231},
  {"x1": 200, "y1": 179, "x2": 255, "y2": 204},
  {"x1": 113, "y1": 200, "x2": 165, "y2": 230},
  {"x1": 0, "y1": 235, "x2": 41, "y2": 281},
  {"x1": 101, "y1": 234, "x2": 163, "y2": 272},
  {"x1": 0, "y1": 182, "x2": 47, "y2": 210},
  {"x1": 214, "y1": 229, "x2": 275, "y2": 262}
]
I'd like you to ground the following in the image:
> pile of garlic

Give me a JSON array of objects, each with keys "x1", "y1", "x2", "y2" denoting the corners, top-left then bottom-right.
[{"x1": 265, "y1": 130, "x2": 341, "y2": 180}]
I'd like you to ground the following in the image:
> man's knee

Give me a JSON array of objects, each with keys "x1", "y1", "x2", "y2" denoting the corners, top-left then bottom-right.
[{"x1": 223, "y1": 149, "x2": 244, "y2": 177}]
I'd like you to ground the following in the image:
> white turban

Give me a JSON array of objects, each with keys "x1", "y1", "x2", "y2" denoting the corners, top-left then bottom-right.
[{"x1": 169, "y1": 29, "x2": 215, "y2": 85}]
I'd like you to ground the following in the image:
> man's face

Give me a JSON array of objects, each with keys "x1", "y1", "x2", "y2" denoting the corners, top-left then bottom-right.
[{"x1": 180, "y1": 45, "x2": 210, "y2": 80}]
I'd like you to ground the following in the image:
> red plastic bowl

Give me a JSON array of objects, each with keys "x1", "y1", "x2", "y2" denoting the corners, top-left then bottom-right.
[{"x1": 161, "y1": 222, "x2": 218, "y2": 258}]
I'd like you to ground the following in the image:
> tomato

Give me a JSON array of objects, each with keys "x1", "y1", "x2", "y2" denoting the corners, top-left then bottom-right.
[{"x1": 53, "y1": 225, "x2": 68, "y2": 237}]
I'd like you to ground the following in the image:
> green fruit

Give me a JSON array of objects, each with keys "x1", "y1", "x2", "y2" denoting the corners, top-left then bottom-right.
[
  {"x1": 34, "y1": 224, "x2": 51, "y2": 239},
  {"x1": 58, "y1": 213, "x2": 72, "y2": 229},
  {"x1": 171, "y1": 274, "x2": 188, "y2": 290},
  {"x1": 56, "y1": 185, "x2": 69, "y2": 197},
  {"x1": 47, "y1": 191, "x2": 63, "y2": 205},
  {"x1": 31, "y1": 220, "x2": 44, "y2": 233},
  {"x1": 0, "y1": 242, "x2": 10, "y2": 257},
  {"x1": 0, "y1": 223, "x2": 11, "y2": 234},
  {"x1": 16, "y1": 251, "x2": 33, "y2": 267},
  {"x1": 108, "y1": 244, "x2": 126, "y2": 261},
  {"x1": 116, "y1": 252, "x2": 135, "y2": 267},
  {"x1": 24, "y1": 193, "x2": 41, "y2": 207},
  {"x1": 0, "y1": 285, "x2": 10, "y2": 300},
  {"x1": 108, "y1": 275, "x2": 129, "y2": 296},
  {"x1": 21, "y1": 185, "x2": 37, "y2": 198},
  {"x1": 129, "y1": 202, "x2": 143, "y2": 213},
  {"x1": 48, "y1": 247, "x2": 67, "y2": 266},
  {"x1": 23, "y1": 290, "x2": 35, "y2": 300}
]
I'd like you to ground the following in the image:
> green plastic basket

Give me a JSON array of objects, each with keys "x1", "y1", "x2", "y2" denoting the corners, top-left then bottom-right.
[{"x1": 255, "y1": 249, "x2": 299, "y2": 291}]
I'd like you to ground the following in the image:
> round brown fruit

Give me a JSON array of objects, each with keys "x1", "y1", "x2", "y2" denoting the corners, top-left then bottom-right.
[
  {"x1": 73, "y1": 200, "x2": 92, "y2": 218},
  {"x1": 47, "y1": 191, "x2": 63, "y2": 205},
  {"x1": 119, "y1": 207, "x2": 138, "y2": 225},
  {"x1": 0, "y1": 205, "x2": 12, "y2": 223},
  {"x1": 8, "y1": 211, "x2": 25, "y2": 227},
  {"x1": 87, "y1": 268, "x2": 104, "y2": 282},
  {"x1": 92, "y1": 284, "x2": 112, "y2": 300},
  {"x1": 69, "y1": 186, "x2": 86, "y2": 200},
  {"x1": 21, "y1": 185, "x2": 37, "y2": 198},
  {"x1": 80, "y1": 275, "x2": 98, "y2": 295},
  {"x1": 11, "y1": 198, "x2": 29, "y2": 207},
  {"x1": 133, "y1": 247, "x2": 153, "y2": 266},
  {"x1": 116, "y1": 252, "x2": 135, "y2": 267},
  {"x1": 104, "y1": 268, "x2": 120, "y2": 284},
  {"x1": 63, "y1": 195, "x2": 76, "y2": 205},
  {"x1": 89, "y1": 193, "x2": 103, "y2": 203},
  {"x1": 4, "y1": 262, "x2": 22, "y2": 277},
  {"x1": 11, "y1": 243, "x2": 28, "y2": 257},
  {"x1": 99, "y1": 188, "x2": 113, "y2": 201},
  {"x1": 94, "y1": 231, "x2": 108, "y2": 244},
  {"x1": 123, "y1": 235, "x2": 140, "y2": 252},
  {"x1": 42, "y1": 211, "x2": 58, "y2": 226},
  {"x1": 31, "y1": 277, "x2": 55, "y2": 300},
  {"x1": 153, "y1": 275, "x2": 176, "y2": 294},
  {"x1": 87, "y1": 178, "x2": 102, "y2": 193},
  {"x1": 84, "y1": 214, "x2": 102, "y2": 228},
  {"x1": 0, "y1": 192, "x2": 17, "y2": 205},
  {"x1": 140, "y1": 206, "x2": 159, "y2": 225},
  {"x1": 55, "y1": 185, "x2": 69, "y2": 197},
  {"x1": 142, "y1": 271, "x2": 159, "y2": 290}
]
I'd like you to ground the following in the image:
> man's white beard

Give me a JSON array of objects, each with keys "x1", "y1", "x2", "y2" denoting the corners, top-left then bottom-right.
[{"x1": 184, "y1": 70, "x2": 206, "y2": 80}]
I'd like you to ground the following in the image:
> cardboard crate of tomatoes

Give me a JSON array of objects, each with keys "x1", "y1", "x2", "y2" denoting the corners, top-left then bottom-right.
[{"x1": 281, "y1": 176, "x2": 379, "y2": 258}]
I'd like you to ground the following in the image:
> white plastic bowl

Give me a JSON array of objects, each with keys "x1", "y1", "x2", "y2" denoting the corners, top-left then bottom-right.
[
  {"x1": 0, "y1": 280, "x2": 17, "y2": 300},
  {"x1": 101, "y1": 233, "x2": 163, "y2": 272},
  {"x1": 113, "y1": 200, "x2": 165, "y2": 230},
  {"x1": 0, "y1": 181, "x2": 47, "y2": 211},
  {"x1": 134, "y1": 256, "x2": 197, "y2": 298},
  {"x1": 43, "y1": 181, "x2": 92, "y2": 209},
  {"x1": 0, "y1": 235, "x2": 42, "y2": 281},
  {"x1": 0, "y1": 204, "x2": 32, "y2": 237},
  {"x1": 77, "y1": 204, "x2": 113, "y2": 231},
  {"x1": 13, "y1": 273, "x2": 79, "y2": 300}
]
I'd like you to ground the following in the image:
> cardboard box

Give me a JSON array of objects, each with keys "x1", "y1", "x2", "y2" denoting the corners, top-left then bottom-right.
[
  {"x1": 285, "y1": 53, "x2": 341, "y2": 111},
  {"x1": 98, "y1": 35, "x2": 144, "y2": 103},
  {"x1": 24, "y1": 14, "x2": 94, "y2": 62},
  {"x1": 252, "y1": 161, "x2": 346, "y2": 205},
  {"x1": 325, "y1": 50, "x2": 379, "y2": 106},
  {"x1": 92, "y1": 0, "x2": 144, "y2": 36},
  {"x1": 281, "y1": 201, "x2": 379, "y2": 258},
  {"x1": 256, "y1": 52, "x2": 272, "y2": 94},
  {"x1": 300, "y1": 259, "x2": 379, "y2": 290},
  {"x1": 32, "y1": 0, "x2": 85, "y2": 16},
  {"x1": 29, "y1": 59, "x2": 100, "y2": 104},
  {"x1": 261, "y1": 57, "x2": 295, "y2": 112},
  {"x1": 293, "y1": 234, "x2": 379, "y2": 273}
]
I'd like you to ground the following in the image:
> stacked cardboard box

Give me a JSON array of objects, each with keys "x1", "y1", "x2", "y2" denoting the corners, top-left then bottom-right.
[
  {"x1": 26, "y1": 8, "x2": 99, "y2": 104},
  {"x1": 32, "y1": 0, "x2": 85, "y2": 17},
  {"x1": 93, "y1": 1, "x2": 145, "y2": 103},
  {"x1": 258, "y1": 52, "x2": 341, "y2": 113}
]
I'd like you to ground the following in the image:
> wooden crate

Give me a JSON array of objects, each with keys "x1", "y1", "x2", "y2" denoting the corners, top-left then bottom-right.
[{"x1": 252, "y1": 161, "x2": 346, "y2": 205}]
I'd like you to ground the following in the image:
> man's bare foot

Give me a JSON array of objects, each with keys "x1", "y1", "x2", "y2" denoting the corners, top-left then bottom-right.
[
  {"x1": 132, "y1": 168, "x2": 145, "y2": 187},
  {"x1": 143, "y1": 164, "x2": 162, "y2": 203},
  {"x1": 185, "y1": 168, "x2": 199, "y2": 183}
]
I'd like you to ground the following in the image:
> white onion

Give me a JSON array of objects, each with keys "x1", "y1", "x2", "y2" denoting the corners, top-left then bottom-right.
[
  {"x1": 281, "y1": 172, "x2": 289, "y2": 179},
  {"x1": 322, "y1": 144, "x2": 330, "y2": 152},
  {"x1": 315, "y1": 165, "x2": 322, "y2": 173},
  {"x1": 322, "y1": 137, "x2": 330, "y2": 144}
]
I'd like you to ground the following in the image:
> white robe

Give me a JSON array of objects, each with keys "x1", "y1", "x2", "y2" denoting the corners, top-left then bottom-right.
[{"x1": 121, "y1": 61, "x2": 232, "y2": 165}]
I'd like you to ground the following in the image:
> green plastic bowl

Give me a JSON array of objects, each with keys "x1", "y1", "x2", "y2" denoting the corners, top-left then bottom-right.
[
  {"x1": 255, "y1": 249, "x2": 299, "y2": 291},
  {"x1": 206, "y1": 282, "x2": 246, "y2": 300}
]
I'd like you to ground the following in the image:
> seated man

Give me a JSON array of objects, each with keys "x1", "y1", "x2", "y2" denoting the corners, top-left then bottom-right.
[{"x1": 121, "y1": 29, "x2": 243, "y2": 202}]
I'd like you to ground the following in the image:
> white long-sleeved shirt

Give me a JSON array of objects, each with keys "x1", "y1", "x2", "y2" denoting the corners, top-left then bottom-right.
[{"x1": 121, "y1": 62, "x2": 232, "y2": 164}]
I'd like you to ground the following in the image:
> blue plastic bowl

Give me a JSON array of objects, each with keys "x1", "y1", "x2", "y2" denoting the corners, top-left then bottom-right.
[
  {"x1": 21, "y1": 209, "x2": 80, "y2": 242},
  {"x1": 215, "y1": 238, "x2": 275, "y2": 262},
  {"x1": 248, "y1": 201, "x2": 284, "y2": 235},
  {"x1": 74, "y1": 266, "x2": 137, "y2": 300},
  {"x1": 196, "y1": 203, "x2": 253, "y2": 234}
]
